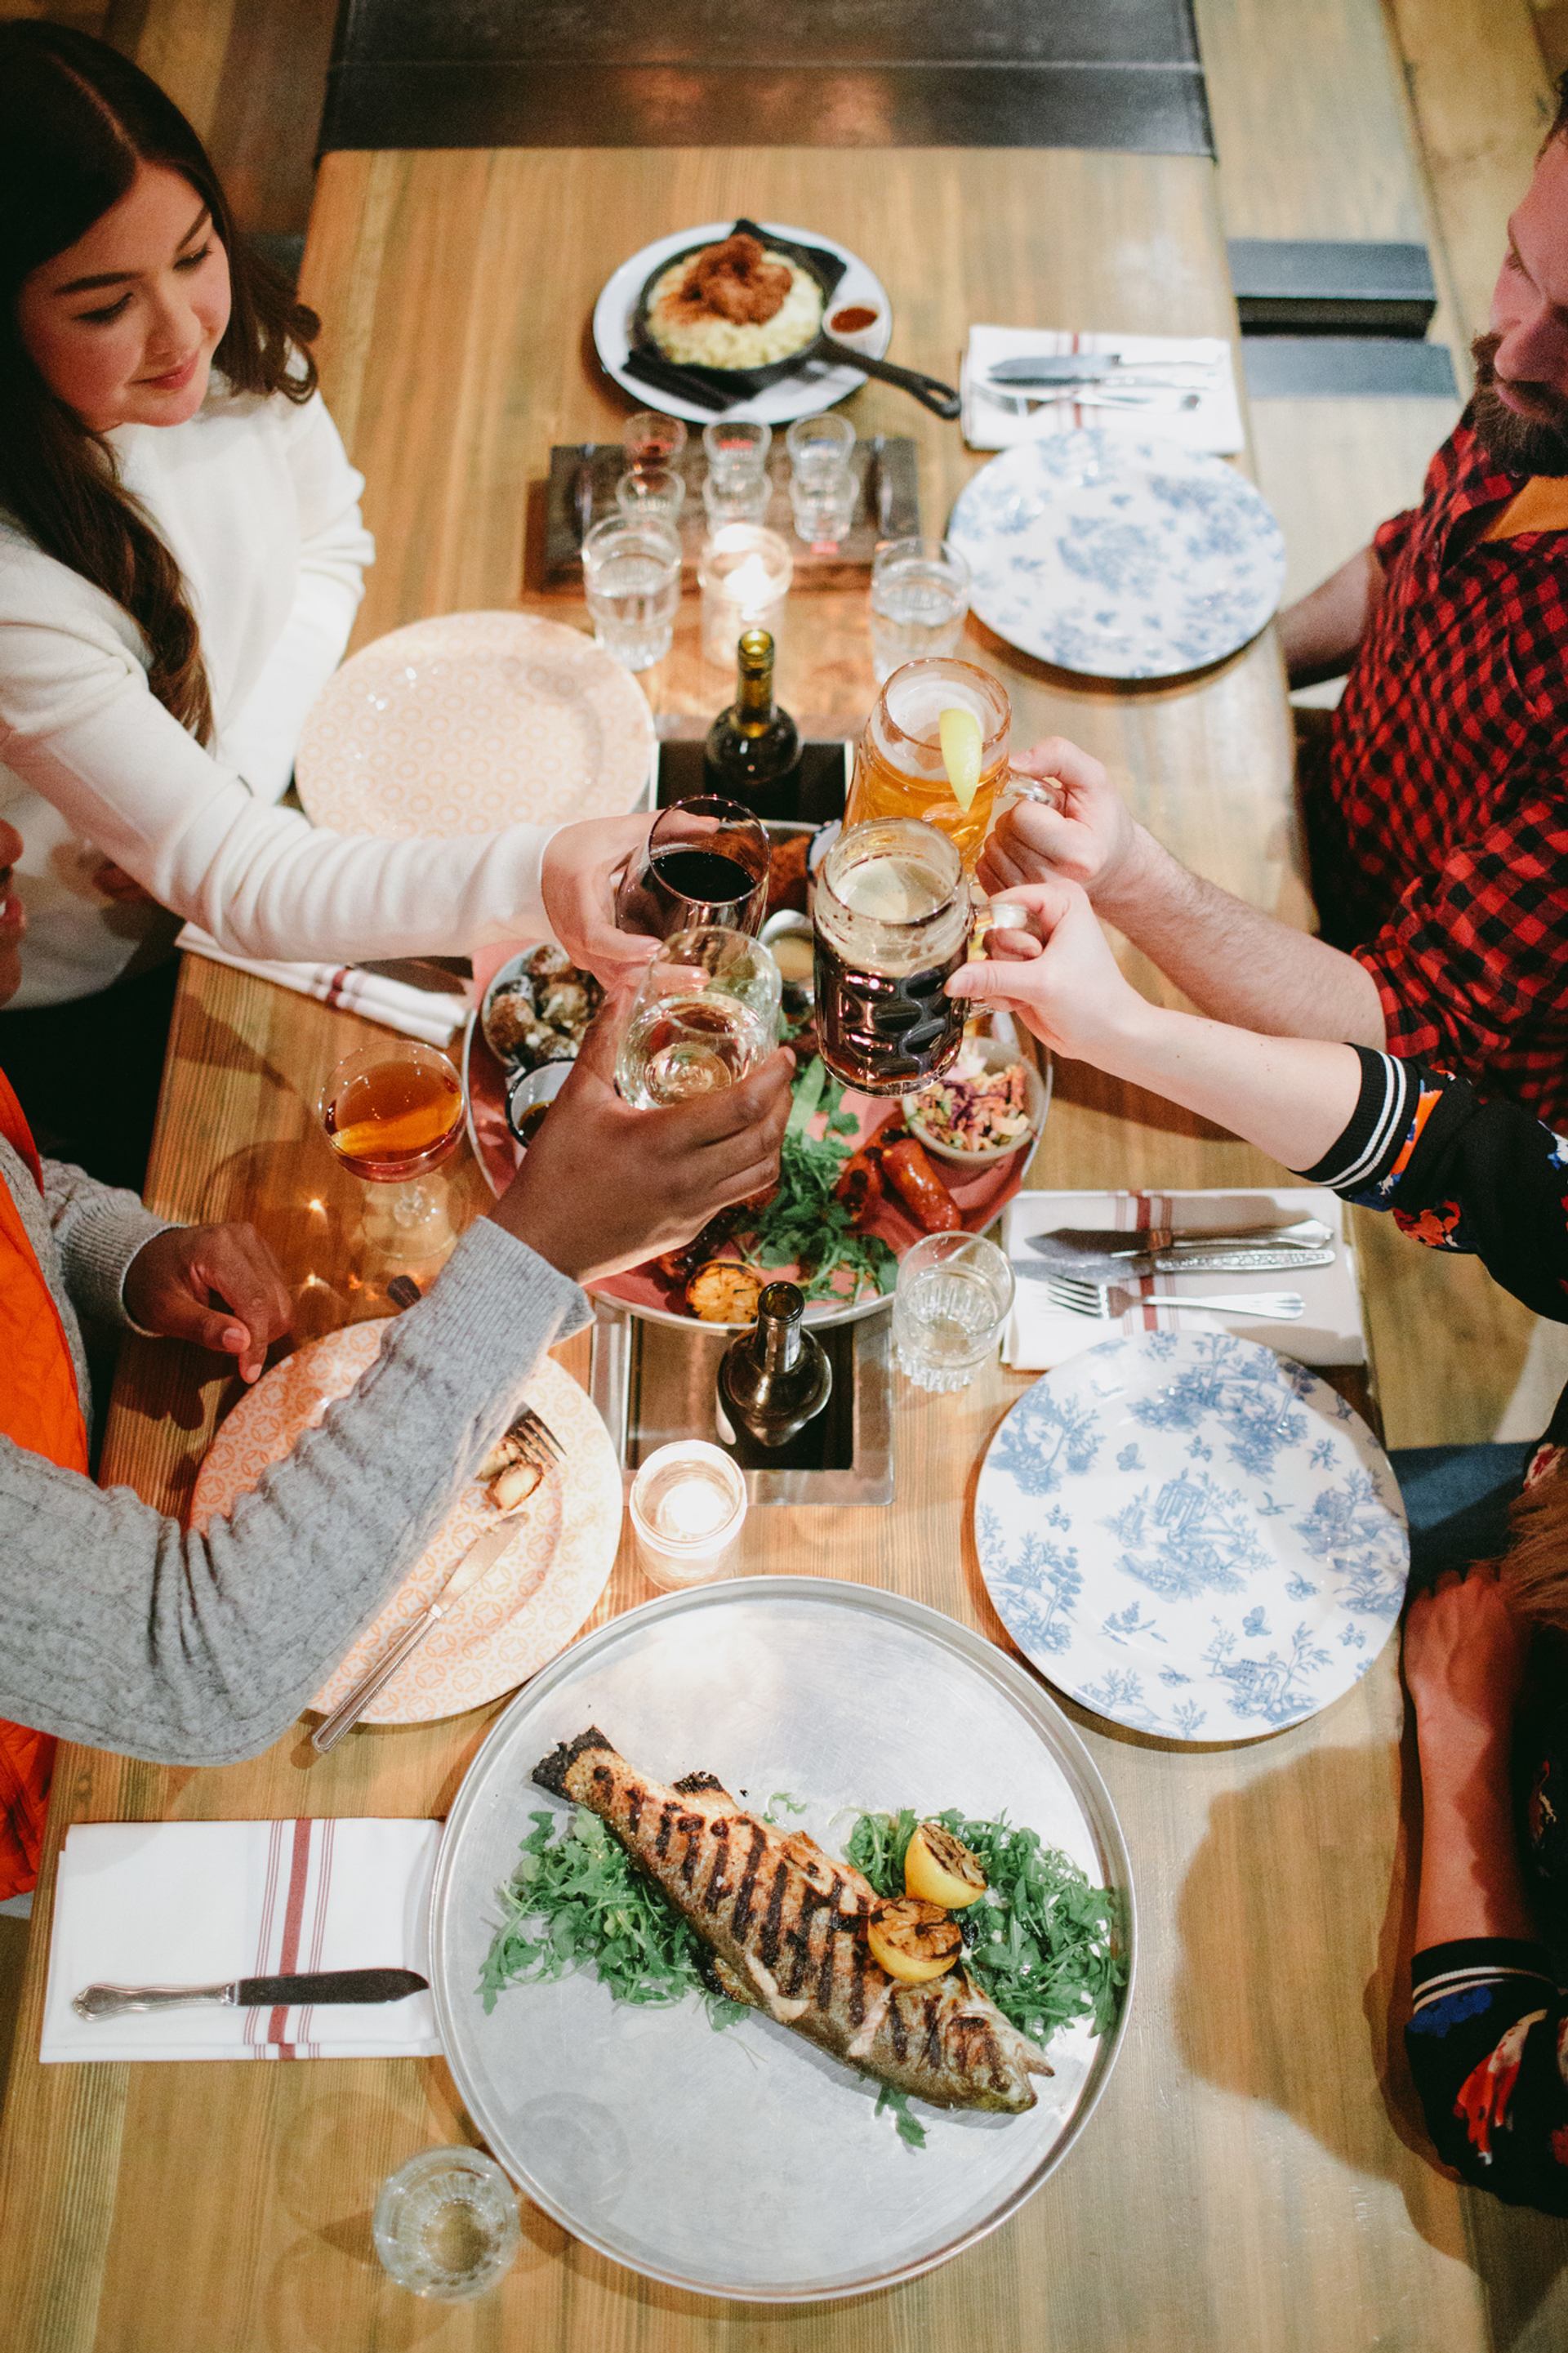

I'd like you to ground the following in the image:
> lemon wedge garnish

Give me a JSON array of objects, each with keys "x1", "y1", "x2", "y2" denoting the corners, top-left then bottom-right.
[
  {"x1": 938, "y1": 705, "x2": 984, "y2": 812},
  {"x1": 866, "y1": 1897, "x2": 964, "y2": 1985},
  {"x1": 904, "y1": 1822, "x2": 987, "y2": 1910}
]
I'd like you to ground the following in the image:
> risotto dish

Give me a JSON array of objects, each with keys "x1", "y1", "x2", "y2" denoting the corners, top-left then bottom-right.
[{"x1": 647, "y1": 232, "x2": 824, "y2": 371}]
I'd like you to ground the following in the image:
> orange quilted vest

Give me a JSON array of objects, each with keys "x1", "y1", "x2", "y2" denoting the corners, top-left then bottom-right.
[{"x1": 0, "y1": 1072, "x2": 89, "y2": 1899}]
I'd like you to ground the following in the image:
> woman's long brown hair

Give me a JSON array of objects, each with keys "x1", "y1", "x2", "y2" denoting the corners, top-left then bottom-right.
[
  {"x1": 1499, "y1": 1458, "x2": 1568, "y2": 1624},
  {"x1": 0, "y1": 23, "x2": 321, "y2": 743}
]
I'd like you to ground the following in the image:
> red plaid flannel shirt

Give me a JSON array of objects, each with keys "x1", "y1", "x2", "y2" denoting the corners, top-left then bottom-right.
[{"x1": 1300, "y1": 415, "x2": 1568, "y2": 1121}]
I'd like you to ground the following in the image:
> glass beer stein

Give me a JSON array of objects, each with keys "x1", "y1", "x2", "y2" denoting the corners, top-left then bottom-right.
[
  {"x1": 844, "y1": 657, "x2": 1011, "y2": 870},
  {"x1": 813, "y1": 818, "x2": 973, "y2": 1096}
]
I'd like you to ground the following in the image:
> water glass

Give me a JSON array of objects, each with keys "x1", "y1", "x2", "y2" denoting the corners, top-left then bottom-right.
[
  {"x1": 870, "y1": 536, "x2": 972, "y2": 682},
  {"x1": 581, "y1": 514, "x2": 682, "y2": 671},
  {"x1": 616, "y1": 466, "x2": 686, "y2": 525},
  {"x1": 702, "y1": 417, "x2": 772, "y2": 492},
  {"x1": 623, "y1": 409, "x2": 688, "y2": 473},
  {"x1": 372, "y1": 2147, "x2": 520, "y2": 2302},
  {"x1": 614, "y1": 925, "x2": 782, "y2": 1108},
  {"x1": 892, "y1": 1231, "x2": 1014, "y2": 1393}
]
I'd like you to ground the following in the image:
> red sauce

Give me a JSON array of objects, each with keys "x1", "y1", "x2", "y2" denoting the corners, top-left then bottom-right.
[{"x1": 830, "y1": 305, "x2": 879, "y2": 334}]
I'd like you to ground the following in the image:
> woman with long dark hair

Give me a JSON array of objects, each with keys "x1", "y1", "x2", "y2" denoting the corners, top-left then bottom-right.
[{"x1": 0, "y1": 23, "x2": 651, "y2": 1183}]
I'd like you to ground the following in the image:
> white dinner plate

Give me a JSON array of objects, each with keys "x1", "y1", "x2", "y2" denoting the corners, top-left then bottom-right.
[
  {"x1": 190, "y1": 1325, "x2": 621, "y2": 1724},
  {"x1": 430, "y1": 1578, "x2": 1134, "y2": 2299},
  {"x1": 592, "y1": 220, "x2": 893, "y2": 426},
  {"x1": 947, "y1": 430, "x2": 1286, "y2": 678},
  {"x1": 294, "y1": 612, "x2": 656, "y2": 837},
  {"x1": 974, "y1": 1331, "x2": 1408, "y2": 1741}
]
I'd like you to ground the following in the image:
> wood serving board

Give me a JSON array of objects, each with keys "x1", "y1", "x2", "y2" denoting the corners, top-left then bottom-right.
[{"x1": 542, "y1": 435, "x2": 922, "y2": 586}]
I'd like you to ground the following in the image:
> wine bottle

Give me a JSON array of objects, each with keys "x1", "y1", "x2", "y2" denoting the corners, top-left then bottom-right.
[
  {"x1": 717, "y1": 1281, "x2": 832, "y2": 1449},
  {"x1": 702, "y1": 628, "x2": 802, "y2": 816}
]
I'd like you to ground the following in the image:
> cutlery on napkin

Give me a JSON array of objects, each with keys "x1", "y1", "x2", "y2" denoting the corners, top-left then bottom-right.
[
  {"x1": 74, "y1": 1966, "x2": 427, "y2": 2019},
  {"x1": 1020, "y1": 1215, "x2": 1334, "y2": 1277},
  {"x1": 41, "y1": 1817, "x2": 442, "y2": 2061},
  {"x1": 176, "y1": 925, "x2": 466, "y2": 1046},
  {"x1": 961, "y1": 327, "x2": 1244, "y2": 455},
  {"x1": 1000, "y1": 1188, "x2": 1365, "y2": 1372}
]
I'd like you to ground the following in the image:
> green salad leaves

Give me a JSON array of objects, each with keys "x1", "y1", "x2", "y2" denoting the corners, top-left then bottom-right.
[
  {"x1": 742, "y1": 1055, "x2": 898, "y2": 1305},
  {"x1": 845, "y1": 1807, "x2": 1126, "y2": 2046},
  {"x1": 479, "y1": 1809, "x2": 747, "y2": 2028}
]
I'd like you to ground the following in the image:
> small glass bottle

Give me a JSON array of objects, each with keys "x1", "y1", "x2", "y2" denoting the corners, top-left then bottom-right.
[
  {"x1": 718, "y1": 1281, "x2": 832, "y2": 1450},
  {"x1": 702, "y1": 629, "x2": 802, "y2": 817}
]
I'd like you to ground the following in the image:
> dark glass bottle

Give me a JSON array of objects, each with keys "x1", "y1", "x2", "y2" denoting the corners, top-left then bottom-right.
[
  {"x1": 718, "y1": 1281, "x2": 832, "y2": 1450},
  {"x1": 702, "y1": 629, "x2": 802, "y2": 817}
]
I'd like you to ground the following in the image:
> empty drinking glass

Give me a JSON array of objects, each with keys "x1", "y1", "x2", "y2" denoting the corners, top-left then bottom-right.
[
  {"x1": 870, "y1": 537, "x2": 972, "y2": 682},
  {"x1": 786, "y1": 412, "x2": 857, "y2": 545},
  {"x1": 581, "y1": 514, "x2": 682, "y2": 671},
  {"x1": 623, "y1": 409, "x2": 688, "y2": 473},
  {"x1": 616, "y1": 466, "x2": 686, "y2": 524},
  {"x1": 892, "y1": 1231, "x2": 1014, "y2": 1393},
  {"x1": 702, "y1": 417, "x2": 772, "y2": 492},
  {"x1": 702, "y1": 470, "x2": 771, "y2": 530},
  {"x1": 372, "y1": 2147, "x2": 520, "y2": 2302}
]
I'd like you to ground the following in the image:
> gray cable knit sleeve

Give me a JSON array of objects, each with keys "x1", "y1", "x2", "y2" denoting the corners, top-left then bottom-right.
[
  {"x1": 0, "y1": 1216, "x2": 590, "y2": 1763},
  {"x1": 41, "y1": 1156, "x2": 172, "y2": 1330}
]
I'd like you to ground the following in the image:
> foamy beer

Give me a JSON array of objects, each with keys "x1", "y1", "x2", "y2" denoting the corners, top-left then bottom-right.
[{"x1": 813, "y1": 819, "x2": 973, "y2": 1095}]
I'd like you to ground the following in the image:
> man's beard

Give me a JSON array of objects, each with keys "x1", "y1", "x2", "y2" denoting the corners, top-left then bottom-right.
[{"x1": 1471, "y1": 331, "x2": 1568, "y2": 474}]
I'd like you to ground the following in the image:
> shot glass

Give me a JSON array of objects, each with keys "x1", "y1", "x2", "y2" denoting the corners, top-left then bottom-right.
[
  {"x1": 702, "y1": 471, "x2": 771, "y2": 529},
  {"x1": 581, "y1": 514, "x2": 682, "y2": 671},
  {"x1": 891, "y1": 1231, "x2": 1014, "y2": 1393},
  {"x1": 616, "y1": 466, "x2": 686, "y2": 525},
  {"x1": 372, "y1": 2147, "x2": 520, "y2": 2302},
  {"x1": 702, "y1": 417, "x2": 772, "y2": 492},
  {"x1": 869, "y1": 537, "x2": 972, "y2": 683},
  {"x1": 622, "y1": 410, "x2": 688, "y2": 473},
  {"x1": 785, "y1": 412, "x2": 855, "y2": 487}
]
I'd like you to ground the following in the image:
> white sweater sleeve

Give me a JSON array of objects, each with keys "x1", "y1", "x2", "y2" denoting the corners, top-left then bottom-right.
[
  {"x1": 0, "y1": 553, "x2": 555, "y2": 962},
  {"x1": 217, "y1": 395, "x2": 375, "y2": 804}
]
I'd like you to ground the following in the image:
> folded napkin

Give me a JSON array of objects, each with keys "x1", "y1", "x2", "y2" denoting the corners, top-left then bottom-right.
[
  {"x1": 41, "y1": 1817, "x2": 442, "y2": 2062},
  {"x1": 1003, "y1": 1187, "x2": 1364, "y2": 1373},
  {"x1": 962, "y1": 326, "x2": 1245, "y2": 456},
  {"x1": 177, "y1": 925, "x2": 466, "y2": 1046}
]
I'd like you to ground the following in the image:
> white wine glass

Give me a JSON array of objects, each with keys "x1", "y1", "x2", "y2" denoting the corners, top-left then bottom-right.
[{"x1": 614, "y1": 926, "x2": 782, "y2": 1108}]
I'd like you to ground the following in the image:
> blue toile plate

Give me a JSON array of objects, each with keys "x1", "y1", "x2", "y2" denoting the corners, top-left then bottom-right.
[
  {"x1": 974, "y1": 1331, "x2": 1409, "y2": 1741},
  {"x1": 946, "y1": 430, "x2": 1285, "y2": 679}
]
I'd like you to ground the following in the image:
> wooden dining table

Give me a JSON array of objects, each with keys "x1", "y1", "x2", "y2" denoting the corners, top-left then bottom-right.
[{"x1": 3, "y1": 140, "x2": 1564, "y2": 2353}]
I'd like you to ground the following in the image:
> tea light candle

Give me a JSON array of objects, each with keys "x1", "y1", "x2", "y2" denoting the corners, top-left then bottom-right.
[
  {"x1": 629, "y1": 1441, "x2": 748, "y2": 1590},
  {"x1": 698, "y1": 524, "x2": 793, "y2": 667}
]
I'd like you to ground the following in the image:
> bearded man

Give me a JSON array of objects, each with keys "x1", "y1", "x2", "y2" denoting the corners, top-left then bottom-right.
[{"x1": 980, "y1": 87, "x2": 1568, "y2": 1121}]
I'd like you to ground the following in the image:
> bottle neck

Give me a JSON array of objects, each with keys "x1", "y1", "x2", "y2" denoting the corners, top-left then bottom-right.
[
  {"x1": 758, "y1": 1304, "x2": 800, "y2": 1380},
  {"x1": 735, "y1": 661, "x2": 775, "y2": 729}
]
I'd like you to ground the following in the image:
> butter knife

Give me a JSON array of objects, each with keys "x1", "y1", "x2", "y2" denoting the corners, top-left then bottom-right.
[
  {"x1": 310, "y1": 1513, "x2": 524, "y2": 1756},
  {"x1": 1014, "y1": 1246, "x2": 1335, "y2": 1281},
  {"x1": 73, "y1": 1966, "x2": 428, "y2": 2020}
]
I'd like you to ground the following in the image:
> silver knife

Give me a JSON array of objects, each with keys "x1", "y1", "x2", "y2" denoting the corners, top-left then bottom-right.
[
  {"x1": 987, "y1": 354, "x2": 1212, "y2": 385},
  {"x1": 1013, "y1": 1246, "x2": 1335, "y2": 1281},
  {"x1": 73, "y1": 1966, "x2": 428, "y2": 2020},
  {"x1": 573, "y1": 440, "x2": 597, "y2": 546},
  {"x1": 1027, "y1": 1216, "x2": 1331, "y2": 1259},
  {"x1": 310, "y1": 1513, "x2": 525, "y2": 1756}
]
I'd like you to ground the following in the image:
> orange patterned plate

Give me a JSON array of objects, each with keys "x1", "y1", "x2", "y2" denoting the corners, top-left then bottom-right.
[
  {"x1": 190, "y1": 1322, "x2": 622, "y2": 1725},
  {"x1": 294, "y1": 611, "x2": 656, "y2": 837}
]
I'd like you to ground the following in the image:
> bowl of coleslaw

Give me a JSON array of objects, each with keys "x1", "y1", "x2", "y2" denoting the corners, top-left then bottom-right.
[{"x1": 906, "y1": 1032, "x2": 1050, "y2": 1170}]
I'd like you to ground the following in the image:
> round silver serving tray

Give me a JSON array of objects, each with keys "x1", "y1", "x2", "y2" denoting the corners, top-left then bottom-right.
[{"x1": 429, "y1": 1576, "x2": 1134, "y2": 2302}]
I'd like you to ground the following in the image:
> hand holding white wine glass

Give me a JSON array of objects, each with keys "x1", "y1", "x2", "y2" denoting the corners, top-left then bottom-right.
[{"x1": 614, "y1": 926, "x2": 783, "y2": 1108}]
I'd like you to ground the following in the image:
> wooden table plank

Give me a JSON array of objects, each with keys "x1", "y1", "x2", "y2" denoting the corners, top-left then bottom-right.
[{"x1": 4, "y1": 142, "x2": 1564, "y2": 2352}]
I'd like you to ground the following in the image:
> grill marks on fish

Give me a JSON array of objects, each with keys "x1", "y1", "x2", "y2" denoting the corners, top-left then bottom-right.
[{"x1": 531, "y1": 1727, "x2": 1052, "y2": 2115}]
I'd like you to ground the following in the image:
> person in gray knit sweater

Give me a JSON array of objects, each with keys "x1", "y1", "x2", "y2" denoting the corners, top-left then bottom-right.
[{"x1": 0, "y1": 816, "x2": 793, "y2": 1771}]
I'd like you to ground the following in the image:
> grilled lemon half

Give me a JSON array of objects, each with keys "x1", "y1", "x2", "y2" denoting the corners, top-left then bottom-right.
[
  {"x1": 866, "y1": 1896, "x2": 964, "y2": 1985},
  {"x1": 903, "y1": 1821, "x2": 987, "y2": 1911}
]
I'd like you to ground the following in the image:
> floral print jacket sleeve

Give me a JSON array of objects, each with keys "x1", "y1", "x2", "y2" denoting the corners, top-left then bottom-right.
[{"x1": 1302, "y1": 1048, "x2": 1568, "y2": 2205}]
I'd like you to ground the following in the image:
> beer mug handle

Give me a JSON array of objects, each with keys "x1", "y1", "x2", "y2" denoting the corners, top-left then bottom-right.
[
  {"x1": 982, "y1": 901, "x2": 1033, "y2": 932},
  {"x1": 997, "y1": 766, "x2": 1066, "y2": 815}
]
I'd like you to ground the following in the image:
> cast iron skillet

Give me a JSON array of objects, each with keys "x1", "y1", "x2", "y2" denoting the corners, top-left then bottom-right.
[{"x1": 631, "y1": 219, "x2": 961, "y2": 420}]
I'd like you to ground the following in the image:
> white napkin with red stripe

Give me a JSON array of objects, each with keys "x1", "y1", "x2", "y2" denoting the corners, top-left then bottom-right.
[
  {"x1": 1003, "y1": 1187, "x2": 1365, "y2": 1372},
  {"x1": 40, "y1": 1818, "x2": 442, "y2": 2062},
  {"x1": 176, "y1": 925, "x2": 466, "y2": 1047},
  {"x1": 962, "y1": 327, "x2": 1245, "y2": 454}
]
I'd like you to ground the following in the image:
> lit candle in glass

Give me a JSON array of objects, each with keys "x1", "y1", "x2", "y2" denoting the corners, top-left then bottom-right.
[
  {"x1": 629, "y1": 1441, "x2": 748, "y2": 1589},
  {"x1": 698, "y1": 524, "x2": 793, "y2": 667}
]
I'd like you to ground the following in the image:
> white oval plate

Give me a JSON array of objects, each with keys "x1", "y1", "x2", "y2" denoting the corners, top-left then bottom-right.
[
  {"x1": 592, "y1": 220, "x2": 893, "y2": 426},
  {"x1": 295, "y1": 611, "x2": 656, "y2": 837},
  {"x1": 947, "y1": 431, "x2": 1286, "y2": 679},
  {"x1": 430, "y1": 1577, "x2": 1134, "y2": 2300},
  {"x1": 191, "y1": 1325, "x2": 621, "y2": 1723},
  {"x1": 975, "y1": 1331, "x2": 1408, "y2": 1741}
]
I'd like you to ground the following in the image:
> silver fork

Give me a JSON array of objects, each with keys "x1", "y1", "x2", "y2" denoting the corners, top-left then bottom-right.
[{"x1": 1043, "y1": 1272, "x2": 1304, "y2": 1321}]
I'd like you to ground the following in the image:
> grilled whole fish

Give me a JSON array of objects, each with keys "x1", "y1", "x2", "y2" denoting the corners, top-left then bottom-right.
[{"x1": 533, "y1": 1727, "x2": 1052, "y2": 2113}]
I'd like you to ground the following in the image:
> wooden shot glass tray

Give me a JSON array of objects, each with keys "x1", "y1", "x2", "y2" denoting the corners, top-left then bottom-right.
[{"x1": 542, "y1": 435, "x2": 922, "y2": 588}]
